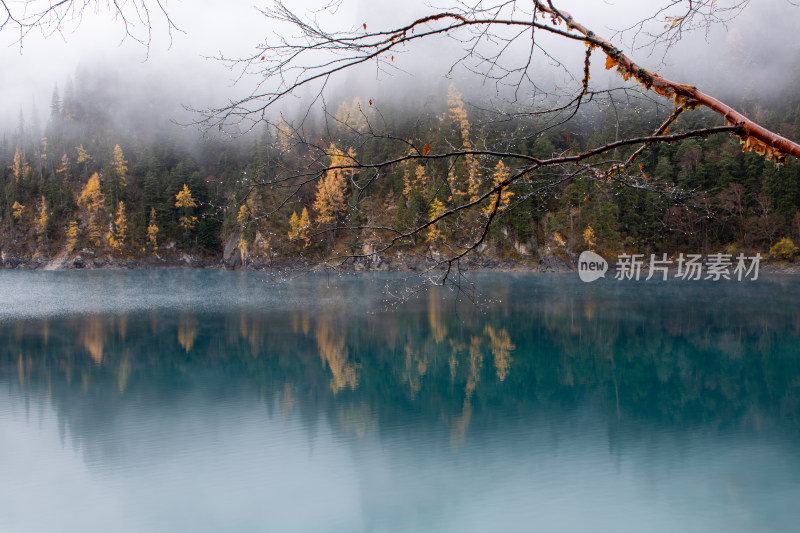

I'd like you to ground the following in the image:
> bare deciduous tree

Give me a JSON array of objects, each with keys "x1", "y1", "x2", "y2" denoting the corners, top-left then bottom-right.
[
  {"x1": 749, "y1": 192, "x2": 784, "y2": 246},
  {"x1": 1, "y1": 0, "x2": 177, "y2": 49}
]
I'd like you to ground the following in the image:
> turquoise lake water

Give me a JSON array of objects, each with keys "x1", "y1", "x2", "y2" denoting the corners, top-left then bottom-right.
[{"x1": 1, "y1": 270, "x2": 799, "y2": 532}]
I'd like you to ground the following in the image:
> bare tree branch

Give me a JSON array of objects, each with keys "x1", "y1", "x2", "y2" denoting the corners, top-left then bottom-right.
[
  {"x1": 535, "y1": 1, "x2": 799, "y2": 162},
  {"x1": 1, "y1": 0, "x2": 179, "y2": 50},
  {"x1": 192, "y1": 0, "x2": 798, "y2": 279}
]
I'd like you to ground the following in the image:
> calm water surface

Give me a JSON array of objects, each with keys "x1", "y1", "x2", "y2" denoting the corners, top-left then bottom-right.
[{"x1": 1, "y1": 270, "x2": 799, "y2": 532}]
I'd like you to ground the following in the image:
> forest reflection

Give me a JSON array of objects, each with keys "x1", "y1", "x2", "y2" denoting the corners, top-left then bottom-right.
[{"x1": 2, "y1": 275, "x2": 800, "y2": 454}]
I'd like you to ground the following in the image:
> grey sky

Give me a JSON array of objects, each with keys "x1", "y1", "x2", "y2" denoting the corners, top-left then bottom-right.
[{"x1": 1, "y1": 0, "x2": 798, "y2": 128}]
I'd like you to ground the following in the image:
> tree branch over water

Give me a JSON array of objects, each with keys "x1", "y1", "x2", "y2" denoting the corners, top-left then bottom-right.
[{"x1": 190, "y1": 0, "x2": 800, "y2": 282}]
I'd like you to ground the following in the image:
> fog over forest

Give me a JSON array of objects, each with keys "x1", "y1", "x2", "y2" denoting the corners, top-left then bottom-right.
[{"x1": 1, "y1": 0, "x2": 798, "y2": 130}]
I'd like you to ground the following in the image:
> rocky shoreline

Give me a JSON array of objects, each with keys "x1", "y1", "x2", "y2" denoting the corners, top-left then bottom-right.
[
  {"x1": 0, "y1": 248, "x2": 572, "y2": 273},
  {"x1": 2, "y1": 249, "x2": 798, "y2": 274}
]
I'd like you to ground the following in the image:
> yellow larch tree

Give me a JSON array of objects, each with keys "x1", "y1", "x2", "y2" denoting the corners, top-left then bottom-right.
[
  {"x1": 275, "y1": 116, "x2": 293, "y2": 153},
  {"x1": 108, "y1": 201, "x2": 127, "y2": 252},
  {"x1": 447, "y1": 84, "x2": 480, "y2": 202},
  {"x1": 175, "y1": 184, "x2": 197, "y2": 209},
  {"x1": 78, "y1": 172, "x2": 106, "y2": 246},
  {"x1": 415, "y1": 164, "x2": 431, "y2": 197},
  {"x1": 11, "y1": 201, "x2": 25, "y2": 221},
  {"x1": 237, "y1": 235, "x2": 249, "y2": 263},
  {"x1": 78, "y1": 173, "x2": 104, "y2": 209},
  {"x1": 583, "y1": 225, "x2": 597, "y2": 249},
  {"x1": 111, "y1": 144, "x2": 128, "y2": 186},
  {"x1": 314, "y1": 144, "x2": 353, "y2": 226},
  {"x1": 403, "y1": 162, "x2": 432, "y2": 204},
  {"x1": 66, "y1": 220, "x2": 79, "y2": 252},
  {"x1": 12, "y1": 146, "x2": 29, "y2": 181},
  {"x1": 288, "y1": 211, "x2": 300, "y2": 240},
  {"x1": 288, "y1": 207, "x2": 311, "y2": 247},
  {"x1": 334, "y1": 97, "x2": 368, "y2": 133},
  {"x1": 146, "y1": 208, "x2": 159, "y2": 253},
  {"x1": 76, "y1": 144, "x2": 91, "y2": 164},
  {"x1": 298, "y1": 207, "x2": 311, "y2": 245},
  {"x1": 237, "y1": 204, "x2": 249, "y2": 226},
  {"x1": 426, "y1": 198, "x2": 447, "y2": 244},
  {"x1": 237, "y1": 204, "x2": 251, "y2": 257},
  {"x1": 175, "y1": 184, "x2": 198, "y2": 231},
  {"x1": 400, "y1": 148, "x2": 430, "y2": 203},
  {"x1": 482, "y1": 160, "x2": 514, "y2": 216},
  {"x1": 107, "y1": 144, "x2": 128, "y2": 204}
]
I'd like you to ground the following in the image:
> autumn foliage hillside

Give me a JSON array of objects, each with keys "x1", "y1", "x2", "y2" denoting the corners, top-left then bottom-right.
[{"x1": 2, "y1": 69, "x2": 800, "y2": 267}]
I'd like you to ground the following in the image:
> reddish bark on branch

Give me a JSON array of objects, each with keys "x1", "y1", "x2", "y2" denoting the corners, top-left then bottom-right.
[{"x1": 536, "y1": 1, "x2": 800, "y2": 163}]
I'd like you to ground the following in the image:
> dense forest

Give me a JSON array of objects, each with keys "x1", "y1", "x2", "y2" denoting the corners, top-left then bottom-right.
[{"x1": 2, "y1": 67, "x2": 800, "y2": 268}]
